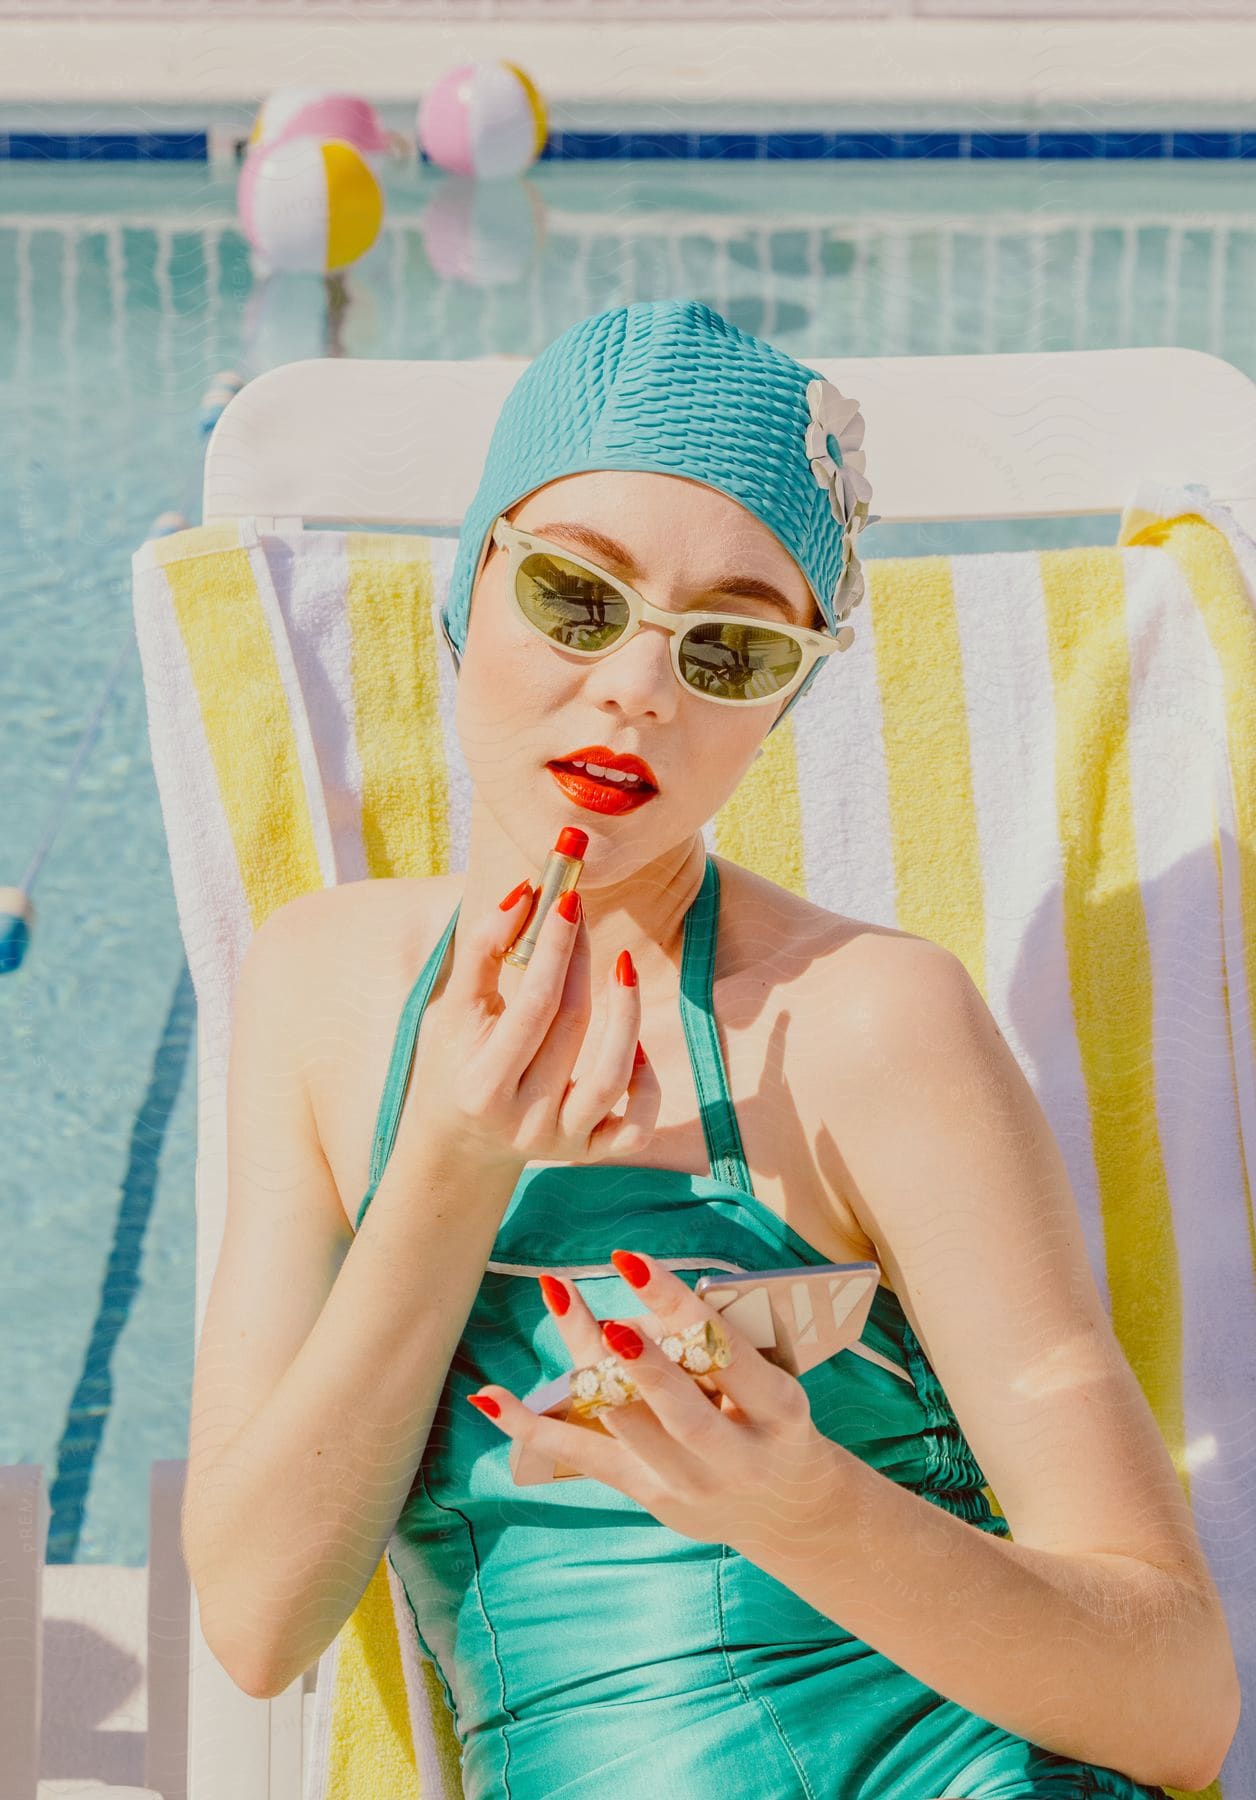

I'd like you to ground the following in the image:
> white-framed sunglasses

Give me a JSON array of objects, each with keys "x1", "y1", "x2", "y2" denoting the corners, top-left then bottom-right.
[{"x1": 464, "y1": 516, "x2": 854, "y2": 709}]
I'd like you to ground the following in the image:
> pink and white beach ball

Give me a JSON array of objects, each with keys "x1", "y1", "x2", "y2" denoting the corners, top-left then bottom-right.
[
  {"x1": 421, "y1": 177, "x2": 545, "y2": 287},
  {"x1": 417, "y1": 61, "x2": 548, "y2": 180},
  {"x1": 237, "y1": 134, "x2": 384, "y2": 275},
  {"x1": 248, "y1": 87, "x2": 390, "y2": 166}
]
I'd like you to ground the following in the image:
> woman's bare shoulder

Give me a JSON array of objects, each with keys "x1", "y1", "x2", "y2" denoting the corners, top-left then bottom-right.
[
  {"x1": 714, "y1": 855, "x2": 964, "y2": 1106},
  {"x1": 712, "y1": 853, "x2": 935, "y2": 987},
  {"x1": 261, "y1": 874, "x2": 460, "y2": 978},
  {"x1": 713, "y1": 858, "x2": 960, "y2": 1273}
]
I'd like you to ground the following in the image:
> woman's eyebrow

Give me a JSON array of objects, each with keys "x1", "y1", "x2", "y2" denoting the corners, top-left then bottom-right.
[{"x1": 532, "y1": 520, "x2": 804, "y2": 621}]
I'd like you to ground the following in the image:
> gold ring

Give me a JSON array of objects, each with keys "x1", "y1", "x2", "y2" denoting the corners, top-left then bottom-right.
[
  {"x1": 568, "y1": 1355, "x2": 641, "y2": 1419},
  {"x1": 659, "y1": 1316, "x2": 732, "y2": 1375},
  {"x1": 566, "y1": 1318, "x2": 732, "y2": 1420}
]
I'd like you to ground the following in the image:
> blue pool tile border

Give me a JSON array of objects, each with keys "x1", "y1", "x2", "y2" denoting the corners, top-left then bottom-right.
[
  {"x1": 466, "y1": 128, "x2": 1256, "y2": 162},
  {"x1": 1, "y1": 127, "x2": 1255, "y2": 161},
  {"x1": 1, "y1": 130, "x2": 208, "y2": 160}
]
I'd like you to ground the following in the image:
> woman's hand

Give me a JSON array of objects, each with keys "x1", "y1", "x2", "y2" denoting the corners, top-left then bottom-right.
[
  {"x1": 466, "y1": 1249, "x2": 840, "y2": 1559},
  {"x1": 403, "y1": 881, "x2": 661, "y2": 1176}
]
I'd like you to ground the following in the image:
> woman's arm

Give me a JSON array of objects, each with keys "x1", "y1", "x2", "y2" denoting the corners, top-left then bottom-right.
[
  {"x1": 755, "y1": 938, "x2": 1240, "y2": 1793},
  {"x1": 744, "y1": 1435, "x2": 1233, "y2": 1792},
  {"x1": 181, "y1": 891, "x2": 522, "y2": 1701}
]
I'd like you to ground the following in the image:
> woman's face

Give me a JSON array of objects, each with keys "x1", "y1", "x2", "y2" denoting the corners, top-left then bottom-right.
[{"x1": 455, "y1": 470, "x2": 821, "y2": 873}]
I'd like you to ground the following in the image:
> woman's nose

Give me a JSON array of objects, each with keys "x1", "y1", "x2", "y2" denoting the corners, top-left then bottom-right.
[{"x1": 583, "y1": 618, "x2": 679, "y2": 717}]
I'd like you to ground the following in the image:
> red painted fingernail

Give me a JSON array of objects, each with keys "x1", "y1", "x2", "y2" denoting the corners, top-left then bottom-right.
[
  {"x1": 539, "y1": 1274, "x2": 570, "y2": 1316},
  {"x1": 557, "y1": 889, "x2": 581, "y2": 924},
  {"x1": 498, "y1": 879, "x2": 530, "y2": 910},
  {"x1": 602, "y1": 1320, "x2": 644, "y2": 1360},
  {"x1": 466, "y1": 1393, "x2": 501, "y2": 1418},
  {"x1": 633, "y1": 1041, "x2": 646, "y2": 1069},
  {"x1": 611, "y1": 1249, "x2": 651, "y2": 1289},
  {"x1": 616, "y1": 949, "x2": 636, "y2": 987}
]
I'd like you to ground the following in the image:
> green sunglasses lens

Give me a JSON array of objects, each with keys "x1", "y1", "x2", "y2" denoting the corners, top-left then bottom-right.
[
  {"x1": 514, "y1": 550, "x2": 804, "y2": 701},
  {"x1": 517, "y1": 552, "x2": 630, "y2": 651},
  {"x1": 677, "y1": 620, "x2": 803, "y2": 700}
]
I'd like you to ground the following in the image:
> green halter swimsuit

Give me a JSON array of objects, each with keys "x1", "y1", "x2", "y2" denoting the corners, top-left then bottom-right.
[{"x1": 354, "y1": 856, "x2": 1168, "y2": 1800}]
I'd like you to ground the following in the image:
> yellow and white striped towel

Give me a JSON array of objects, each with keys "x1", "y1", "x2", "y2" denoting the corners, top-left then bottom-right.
[{"x1": 131, "y1": 483, "x2": 1255, "y2": 1800}]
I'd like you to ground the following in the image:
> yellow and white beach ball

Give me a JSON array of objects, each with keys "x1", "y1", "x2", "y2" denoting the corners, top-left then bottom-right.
[
  {"x1": 417, "y1": 60, "x2": 547, "y2": 180},
  {"x1": 237, "y1": 134, "x2": 384, "y2": 275}
]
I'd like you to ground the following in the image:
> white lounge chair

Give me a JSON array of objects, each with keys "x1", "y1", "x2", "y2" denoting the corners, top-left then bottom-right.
[{"x1": 101, "y1": 343, "x2": 1256, "y2": 1800}]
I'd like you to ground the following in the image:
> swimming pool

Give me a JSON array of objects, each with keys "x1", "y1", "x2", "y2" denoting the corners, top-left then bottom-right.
[{"x1": 4, "y1": 152, "x2": 1254, "y2": 1566}]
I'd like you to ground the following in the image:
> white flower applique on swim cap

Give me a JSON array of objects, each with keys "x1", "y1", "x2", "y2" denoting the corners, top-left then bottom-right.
[{"x1": 804, "y1": 377, "x2": 878, "y2": 624}]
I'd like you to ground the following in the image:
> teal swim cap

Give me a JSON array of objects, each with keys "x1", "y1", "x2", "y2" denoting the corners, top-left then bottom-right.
[{"x1": 442, "y1": 299, "x2": 875, "y2": 733}]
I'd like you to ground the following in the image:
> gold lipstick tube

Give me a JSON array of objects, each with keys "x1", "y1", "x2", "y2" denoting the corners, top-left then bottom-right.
[{"x1": 503, "y1": 826, "x2": 588, "y2": 969}]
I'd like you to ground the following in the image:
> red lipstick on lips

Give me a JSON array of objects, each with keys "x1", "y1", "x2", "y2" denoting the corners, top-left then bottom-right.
[{"x1": 546, "y1": 744, "x2": 659, "y2": 816}]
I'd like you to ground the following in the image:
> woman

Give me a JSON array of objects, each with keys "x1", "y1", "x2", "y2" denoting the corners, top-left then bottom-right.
[{"x1": 184, "y1": 301, "x2": 1237, "y2": 1799}]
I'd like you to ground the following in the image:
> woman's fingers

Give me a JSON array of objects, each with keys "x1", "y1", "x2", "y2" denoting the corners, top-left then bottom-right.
[
  {"x1": 559, "y1": 955, "x2": 653, "y2": 1150},
  {"x1": 513, "y1": 900, "x2": 593, "y2": 1106},
  {"x1": 536, "y1": 1272, "x2": 608, "y2": 1366},
  {"x1": 536, "y1": 1261, "x2": 729, "y2": 1426},
  {"x1": 533, "y1": 1272, "x2": 704, "y2": 1475},
  {"x1": 434, "y1": 873, "x2": 655, "y2": 1167},
  {"x1": 452, "y1": 880, "x2": 535, "y2": 1013},
  {"x1": 476, "y1": 888, "x2": 585, "y2": 1090},
  {"x1": 582, "y1": 1033, "x2": 660, "y2": 1160}
]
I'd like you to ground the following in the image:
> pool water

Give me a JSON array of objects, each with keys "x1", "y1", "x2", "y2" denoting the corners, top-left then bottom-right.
[{"x1": 3, "y1": 154, "x2": 1254, "y2": 1564}]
